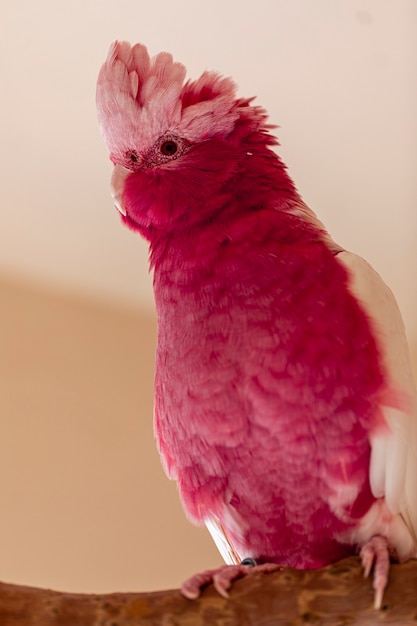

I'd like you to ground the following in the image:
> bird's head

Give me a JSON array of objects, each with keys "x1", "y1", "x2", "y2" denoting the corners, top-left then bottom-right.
[{"x1": 96, "y1": 41, "x2": 273, "y2": 238}]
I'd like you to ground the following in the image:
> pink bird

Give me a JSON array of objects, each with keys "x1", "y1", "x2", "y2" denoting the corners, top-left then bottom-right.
[{"x1": 96, "y1": 41, "x2": 417, "y2": 609}]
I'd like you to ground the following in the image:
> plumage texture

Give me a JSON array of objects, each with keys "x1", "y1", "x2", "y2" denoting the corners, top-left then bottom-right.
[{"x1": 97, "y1": 42, "x2": 417, "y2": 598}]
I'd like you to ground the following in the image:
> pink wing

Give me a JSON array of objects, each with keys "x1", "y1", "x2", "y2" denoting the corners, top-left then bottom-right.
[{"x1": 338, "y1": 250, "x2": 417, "y2": 556}]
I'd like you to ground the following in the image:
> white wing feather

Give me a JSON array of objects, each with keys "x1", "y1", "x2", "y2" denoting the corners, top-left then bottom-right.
[
  {"x1": 337, "y1": 251, "x2": 417, "y2": 550},
  {"x1": 205, "y1": 517, "x2": 241, "y2": 565}
]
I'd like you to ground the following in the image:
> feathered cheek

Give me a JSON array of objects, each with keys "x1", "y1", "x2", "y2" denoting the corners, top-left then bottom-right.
[
  {"x1": 121, "y1": 140, "x2": 238, "y2": 233},
  {"x1": 122, "y1": 171, "x2": 178, "y2": 233}
]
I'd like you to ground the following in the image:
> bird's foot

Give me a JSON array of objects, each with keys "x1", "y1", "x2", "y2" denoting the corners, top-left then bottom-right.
[
  {"x1": 360, "y1": 535, "x2": 390, "y2": 609},
  {"x1": 180, "y1": 559, "x2": 280, "y2": 600}
]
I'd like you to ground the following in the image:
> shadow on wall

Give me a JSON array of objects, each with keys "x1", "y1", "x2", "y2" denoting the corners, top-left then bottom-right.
[{"x1": 0, "y1": 274, "x2": 220, "y2": 593}]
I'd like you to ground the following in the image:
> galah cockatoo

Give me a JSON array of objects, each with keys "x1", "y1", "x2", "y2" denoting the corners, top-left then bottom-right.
[{"x1": 96, "y1": 41, "x2": 417, "y2": 608}]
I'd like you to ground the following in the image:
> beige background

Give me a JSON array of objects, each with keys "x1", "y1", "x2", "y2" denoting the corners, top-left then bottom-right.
[
  {"x1": 0, "y1": 276, "x2": 220, "y2": 593},
  {"x1": 0, "y1": 0, "x2": 416, "y2": 594}
]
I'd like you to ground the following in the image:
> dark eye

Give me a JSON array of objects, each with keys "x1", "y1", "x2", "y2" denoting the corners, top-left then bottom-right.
[
  {"x1": 160, "y1": 140, "x2": 178, "y2": 156},
  {"x1": 146, "y1": 134, "x2": 189, "y2": 167}
]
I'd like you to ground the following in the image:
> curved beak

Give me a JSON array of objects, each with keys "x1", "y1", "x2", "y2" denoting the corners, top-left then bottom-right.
[{"x1": 110, "y1": 165, "x2": 130, "y2": 216}]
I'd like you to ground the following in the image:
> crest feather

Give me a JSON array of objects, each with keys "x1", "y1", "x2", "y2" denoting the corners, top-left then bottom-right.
[{"x1": 96, "y1": 41, "x2": 247, "y2": 162}]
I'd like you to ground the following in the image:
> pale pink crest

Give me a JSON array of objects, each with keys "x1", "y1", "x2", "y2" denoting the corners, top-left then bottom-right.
[
  {"x1": 96, "y1": 41, "x2": 243, "y2": 164},
  {"x1": 179, "y1": 71, "x2": 240, "y2": 141},
  {"x1": 97, "y1": 41, "x2": 185, "y2": 162}
]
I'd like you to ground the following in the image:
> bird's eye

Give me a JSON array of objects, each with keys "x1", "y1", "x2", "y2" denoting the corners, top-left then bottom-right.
[
  {"x1": 146, "y1": 134, "x2": 189, "y2": 167},
  {"x1": 160, "y1": 140, "x2": 178, "y2": 157}
]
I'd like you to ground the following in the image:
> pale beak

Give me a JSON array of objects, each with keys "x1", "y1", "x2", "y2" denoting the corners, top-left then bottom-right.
[{"x1": 110, "y1": 165, "x2": 130, "y2": 216}]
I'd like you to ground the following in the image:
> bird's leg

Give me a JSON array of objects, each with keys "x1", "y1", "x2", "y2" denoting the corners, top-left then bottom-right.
[
  {"x1": 359, "y1": 535, "x2": 390, "y2": 609},
  {"x1": 181, "y1": 560, "x2": 280, "y2": 600}
]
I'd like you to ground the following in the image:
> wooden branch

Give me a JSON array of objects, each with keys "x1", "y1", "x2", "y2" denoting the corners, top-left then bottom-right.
[{"x1": 1, "y1": 557, "x2": 416, "y2": 625}]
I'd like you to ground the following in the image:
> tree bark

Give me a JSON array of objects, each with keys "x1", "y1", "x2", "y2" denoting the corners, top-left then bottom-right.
[{"x1": 0, "y1": 557, "x2": 416, "y2": 625}]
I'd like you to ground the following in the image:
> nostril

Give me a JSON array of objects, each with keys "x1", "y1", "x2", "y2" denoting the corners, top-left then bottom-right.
[{"x1": 126, "y1": 150, "x2": 140, "y2": 165}]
